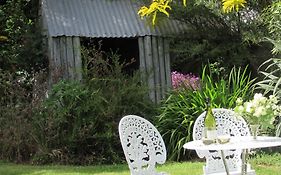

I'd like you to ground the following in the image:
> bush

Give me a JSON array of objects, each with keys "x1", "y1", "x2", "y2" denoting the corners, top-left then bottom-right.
[
  {"x1": 33, "y1": 81, "x2": 113, "y2": 164},
  {"x1": 156, "y1": 65, "x2": 255, "y2": 161},
  {"x1": 0, "y1": 0, "x2": 47, "y2": 163},
  {"x1": 32, "y1": 47, "x2": 157, "y2": 165},
  {"x1": 0, "y1": 70, "x2": 46, "y2": 163}
]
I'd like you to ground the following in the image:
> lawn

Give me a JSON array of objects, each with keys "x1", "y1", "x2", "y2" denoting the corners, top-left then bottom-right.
[{"x1": 0, "y1": 153, "x2": 280, "y2": 175}]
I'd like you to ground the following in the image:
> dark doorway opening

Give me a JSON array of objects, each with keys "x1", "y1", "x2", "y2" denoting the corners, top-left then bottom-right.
[{"x1": 81, "y1": 37, "x2": 139, "y2": 76}]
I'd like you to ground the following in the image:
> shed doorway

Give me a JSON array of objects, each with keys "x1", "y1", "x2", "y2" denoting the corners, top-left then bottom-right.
[{"x1": 81, "y1": 38, "x2": 140, "y2": 76}]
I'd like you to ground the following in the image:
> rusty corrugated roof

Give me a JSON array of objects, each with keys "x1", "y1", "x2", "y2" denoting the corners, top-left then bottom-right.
[{"x1": 41, "y1": 0, "x2": 186, "y2": 37}]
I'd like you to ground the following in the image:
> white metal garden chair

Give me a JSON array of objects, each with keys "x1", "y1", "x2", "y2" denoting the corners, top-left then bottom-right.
[
  {"x1": 193, "y1": 108, "x2": 256, "y2": 175},
  {"x1": 118, "y1": 115, "x2": 168, "y2": 175}
]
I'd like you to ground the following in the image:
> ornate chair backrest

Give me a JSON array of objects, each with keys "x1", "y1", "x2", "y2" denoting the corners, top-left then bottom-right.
[
  {"x1": 193, "y1": 108, "x2": 250, "y2": 174},
  {"x1": 118, "y1": 115, "x2": 167, "y2": 175}
]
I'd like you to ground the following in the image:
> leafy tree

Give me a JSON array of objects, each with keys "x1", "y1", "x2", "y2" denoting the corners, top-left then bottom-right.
[
  {"x1": 165, "y1": 0, "x2": 273, "y2": 74},
  {"x1": 0, "y1": 0, "x2": 47, "y2": 73},
  {"x1": 138, "y1": 0, "x2": 248, "y2": 25}
]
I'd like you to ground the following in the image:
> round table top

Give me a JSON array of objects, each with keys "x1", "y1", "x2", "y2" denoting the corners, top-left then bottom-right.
[{"x1": 183, "y1": 136, "x2": 281, "y2": 150}]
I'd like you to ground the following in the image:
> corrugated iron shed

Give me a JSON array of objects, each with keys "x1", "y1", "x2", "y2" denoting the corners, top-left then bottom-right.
[{"x1": 42, "y1": 0, "x2": 186, "y2": 38}]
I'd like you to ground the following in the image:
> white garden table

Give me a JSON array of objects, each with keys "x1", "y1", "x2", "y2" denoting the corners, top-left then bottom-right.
[{"x1": 183, "y1": 136, "x2": 281, "y2": 175}]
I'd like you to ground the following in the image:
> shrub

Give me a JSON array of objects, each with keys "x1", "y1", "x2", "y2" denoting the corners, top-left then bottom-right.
[
  {"x1": 0, "y1": 0, "x2": 47, "y2": 162},
  {"x1": 32, "y1": 47, "x2": 157, "y2": 165},
  {"x1": 156, "y1": 66, "x2": 255, "y2": 161},
  {"x1": 0, "y1": 70, "x2": 46, "y2": 162},
  {"x1": 33, "y1": 81, "x2": 112, "y2": 164}
]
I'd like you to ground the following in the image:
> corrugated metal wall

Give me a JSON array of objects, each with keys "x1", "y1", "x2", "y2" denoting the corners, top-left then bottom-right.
[
  {"x1": 42, "y1": 0, "x2": 187, "y2": 38},
  {"x1": 48, "y1": 36, "x2": 82, "y2": 82},
  {"x1": 138, "y1": 36, "x2": 171, "y2": 103}
]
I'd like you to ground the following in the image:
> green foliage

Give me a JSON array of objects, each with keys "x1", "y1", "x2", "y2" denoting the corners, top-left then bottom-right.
[
  {"x1": 33, "y1": 81, "x2": 114, "y2": 164},
  {"x1": 169, "y1": 3, "x2": 250, "y2": 72},
  {"x1": 276, "y1": 118, "x2": 281, "y2": 137},
  {"x1": 0, "y1": 39, "x2": 156, "y2": 164},
  {"x1": 252, "y1": 152, "x2": 281, "y2": 166},
  {"x1": 256, "y1": 58, "x2": 281, "y2": 97},
  {"x1": 0, "y1": 0, "x2": 47, "y2": 162},
  {"x1": 261, "y1": 1, "x2": 281, "y2": 41},
  {"x1": 0, "y1": 0, "x2": 47, "y2": 73},
  {"x1": 156, "y1": 65, "x2": 255, "y2": 161},
  {"x1": 255, "y1": 1, "x2": 281, "y2": 137},
  {"x1": 81, "y1": 44, "x2": 155, "y2": 119},
  {"x1": 168, "y1": 1, "x2": 272, "y2": 74},
  {"x1": 0, "y1": 69, "x2": 44, "y2": 162},
  {"x1": 260, "y1": 1, "x2": 281, "y2": 55},
  {"x1": 255, "y1": 40, "x2": 281, "y2": 137},
  {"x1": 32, "y1": 46, "x2": 156, "y2": 165},
  {"x1": 0, "y1": 2, "x2": 48, "y2": 160}
]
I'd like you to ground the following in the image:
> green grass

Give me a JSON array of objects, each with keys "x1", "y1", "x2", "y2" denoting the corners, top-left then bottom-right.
[
  {"x1": 0, "y1": 153, "x2": 280, "y2": 175},
  {"x1": 0, "y1": 162, "x2": 202, "y2": 175}
]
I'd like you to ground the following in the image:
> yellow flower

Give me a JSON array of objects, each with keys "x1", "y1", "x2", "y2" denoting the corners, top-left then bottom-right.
[
  {"x1": 183, "y1": 0, "x2": 187, "y2": 6},
  {"x1": 138, "y1": 0, "x2": 172, "y2": 25},
  {"x1": 0, "y1": 35, "x2": 8, "y2": 42},
  {"x1": 222, "y1": 0, "x2": 247, "y2": 13}
]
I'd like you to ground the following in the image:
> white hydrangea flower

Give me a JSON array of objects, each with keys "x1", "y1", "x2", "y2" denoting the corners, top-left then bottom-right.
[
  {"x1": 245, "y1": 102, "x2": 253, "y2": 113},
  {"x1": 234, "y1": 93, "x2": 280, "y2": 129},
  {"x1": 253, "y1": 93, "x2": 263, "y2": 100},
  {"x1": 255, "y1": 106, "x2": 267, "y2": 117},
  {"x1": 269, "y1": 95, "x2": 278, "y2": 103}
]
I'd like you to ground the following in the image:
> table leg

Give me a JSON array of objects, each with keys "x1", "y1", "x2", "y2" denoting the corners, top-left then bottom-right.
[
  {"x1": 220, "y1": 150, "x2": 230, "y2": 175},
  {"x1": 241, "y1": 149, "x2": 249, "y2": 175}
]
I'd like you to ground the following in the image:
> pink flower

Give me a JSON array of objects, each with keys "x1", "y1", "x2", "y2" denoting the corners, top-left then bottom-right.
[{"x1": 171, "y1": 71, "x2": 200, "y2": 90}]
